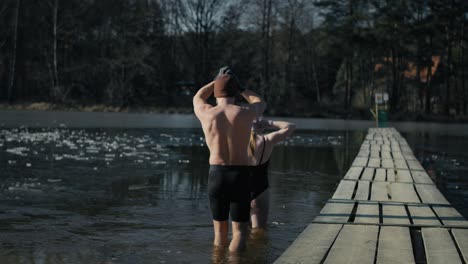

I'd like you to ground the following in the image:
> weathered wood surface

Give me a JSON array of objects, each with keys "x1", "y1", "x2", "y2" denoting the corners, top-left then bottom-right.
[
  {"x1": 416, "y1": 184, "x2": 450, "y2": 204},
  {"x1": 344, "y1": 167, "x2": 363, "y2": 180},
  {"x1": 354, "y1": 181, "x2": 370, "y2": 201},
  {"x1": 382, "y1": 204, "x2": 410, "y2": 225},
  {"x1": 354, "y1": 203, "x2": 379, "y2": 224},
  {"x1": 273, "y1": 224, "x2": 342, "y2": 264},
  {"x1": 377, "y1": 226, "x2": 415, "y2": 264},
  {"x1": 332, "y1": 180, "x2": 356, "y2": 199},
  {"x1": 315, "y1": 201, "x2": 354, "y2": 222},
  {"x1": 324, "y1": 225, "x2": 378, "y2": 264},
  {"x1": 275, "y1": 128, "x2": 468, "y2": 264},
  {"x1": 452, "y1": 229, "x2": 468, "y2": 263},
  {"x1": 407, "y1": 205, "x2": 441, "y2": 226},
  {"x1": 422, "y1": 228, "x2": 462, "y2": 264}
]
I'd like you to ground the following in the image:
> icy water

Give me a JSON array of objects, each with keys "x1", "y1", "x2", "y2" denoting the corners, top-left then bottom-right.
[{"x1": 0, "y1": 113, "x2": 467, "y2": 264}]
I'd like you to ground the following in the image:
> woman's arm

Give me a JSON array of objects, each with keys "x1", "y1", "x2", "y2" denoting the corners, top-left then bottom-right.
[{"x1": 264, "y1": 120, "x2": 296, "y2": 145}]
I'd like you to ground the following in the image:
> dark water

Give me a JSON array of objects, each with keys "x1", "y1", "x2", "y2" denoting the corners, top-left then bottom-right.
[{"x1": 0, "y1": 122, "x2": 467, "y2": 263}]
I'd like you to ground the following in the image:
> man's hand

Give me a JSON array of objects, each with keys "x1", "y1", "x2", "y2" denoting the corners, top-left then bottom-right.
[
  {"x1": 214, "y1": 66, "x2": 246, "y2": 93},
  {"x1": 214, "y1": 66, "x2": 231, "y2": 80}
]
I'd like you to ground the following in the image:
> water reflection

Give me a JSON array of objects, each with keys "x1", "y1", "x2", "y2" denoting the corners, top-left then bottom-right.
[
  {"x1": 404, "y1": 131, "x2": 468, "y2": 218},
  {"x1": 2, "y1": 126, "x2": 466, "y2": 263},
  {"x1": 0, "y1": 128, "x2": 363, "y2": 263}
]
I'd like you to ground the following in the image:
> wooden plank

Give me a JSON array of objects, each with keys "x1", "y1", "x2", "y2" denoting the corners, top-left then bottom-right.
[
  {"x1": 403, "y1": 152, "x2": 417, "y2": 161},
  {"x1": 371, "y1": 145, "x2": 381, "y2": 152},
  {"x1": 371, "y1": 182, "x2": 389, "y2": 201},
  {"x1": 360, "y1": 145, "x2": 370, "y2": 151},
  {"x1": 401, "y1": 146, "x2": 413, "y2": 153},
  {"x1": 368, "y1": 158, "x2": 380, "y2": 167},
  {"x1": 390, "y1": 183, "x2": 420, "y2": 203},
  {"x1": 377, "y1": 226, "x2": 415, "y2": 264},
  {"x1": 395, "y1": 169, "x2": 413, "y2": 183},
  {"x1": 381, "y1": 151, "x2": 392, "y2": 159},
  {"x1": 394, "y1": 159, "x2": 409, "y2": 170},
  {"x1": 432, "y1": 206, "x2": 468, "y2": 226},
  {"x1": 452, "y1": 229, "x2": 468, "y2": 263},
  {"x1": 407, "y1": 160, "x2": 424, "y2": 171},
  {"x1": 352, "y1": 157, "x2": 368, "y2": 167},
  {"x1": 422, "y1": 228, "x2": 462, "y2": 264},
  {"x1": 273, "y1": 224, "x2": 343, "y2": 264},
  {"x1": 382, "y1": 204, "x2": 410, "y2": 224},
  {"x1": 361, "y1": 168, "x2": 375, "y2": 181},
  {"x1": 408, "y1": 205, "x2": 441, "y2": 226},
  {"x1": 412, "y1": 171, "x2": 433, "y2": 184},
  {"x1": 386, "y1": 169, "x2": 396, "y2": 182},
  {"x1": 382, "y1": 159, "x2": 394, "y2": 169},
  {"x1": 370, "y1": 150, "x2": 380, "y2": 158},
  {"x1": 392, "y1": 151, "x2": 404, "y2": 160},
  {"x1": 315, "y1": 201, "x2": 355, "y2": 222},
  {"x1": 324, "y1": 225, "x2": 378, "y2": 264},
  {"x1": 357, "y1": 150, "x2": 370, "y2": 157},
  {"x1": 354, "y1": 181, "x2": 370, "y2": 201},
  {"x1": 354, "y1": 203, "x2": 379, "y2": 223},
  {"x1": 344, "y1": 166, "x2": 363, "y2": 180},
  {"x1": 374, "y1": 168, "x2": 386, "y2": 181},
  {"x1": 415, "y1": 184, "x2": 450, "y2": 204},
  {"x1": 333, "y1": 180, "x2": 357, "y2": 199},
  {"x1": 381, "y1": 144, "x2": 391, "y2": 152}
]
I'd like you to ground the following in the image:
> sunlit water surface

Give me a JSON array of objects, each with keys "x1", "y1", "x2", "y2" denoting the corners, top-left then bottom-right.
[{"x1": 0, "y1": 125, "x2": 466, "y2": 264}]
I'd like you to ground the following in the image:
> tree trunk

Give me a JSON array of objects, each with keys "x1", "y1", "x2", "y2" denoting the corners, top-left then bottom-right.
[
  {"x1": 311, "y1": 47, "x2": 321, "y2": 104},
  {"x1": 390, "y1": 45, "x2": 398, "y2": 112},
  {"x1": 425, "y1": 34, "x2": 433, "y2": 115},
  {"x1": 262, "y1": 0, "x2": 273, "y2": 98},
  {"x1": 444, "y1": 23, "x2": 453, "y2": 115},
  {"x1": 348, "y1": 56, "x2": 353, "y2": 110},
  {"x1": 344, "y1": 58, "x2": 349, "y2": 110},
  {"x1": 459, "y1": 16, "x2": 465, "y2": 115},
  {"x1": 7, "y1": 0, "x2": 20, "y2": 102},
  {"x1": 462, "y1": 17, "x2": 467, "y2": 115},
  {"x1": 52, "y1": 0, "x2": 59, "y2": 102},
  {"x1": 370, "y1": 53, "x2": 376, "y2": 105}
]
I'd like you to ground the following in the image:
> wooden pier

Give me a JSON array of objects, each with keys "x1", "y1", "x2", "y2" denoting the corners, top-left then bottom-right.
[{"x1": 275, "y1": 127, "x2": 468, "y2": 264}]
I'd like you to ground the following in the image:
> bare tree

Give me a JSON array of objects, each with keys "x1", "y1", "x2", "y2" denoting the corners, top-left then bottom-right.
[
  {"x1": 50, "y1": 0, "x2": 60, "y2": 102},
  {"x1": 177, "y1": 0, "x2": 222, "y2": 84},
  {"x1": 7, "y1": 0, "x2": 20, "y2": 102},
  {"x1": 260, "y1": 0, "x2": 274, "y2": 97},
  {"x1": 0, "y1": 3, "x2": 8, "y2": 50}
]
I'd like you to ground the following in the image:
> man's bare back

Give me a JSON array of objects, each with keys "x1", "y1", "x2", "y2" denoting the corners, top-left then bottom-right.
[{"x1": 198, "y1": 103, "x2": 254, "y2": 165}]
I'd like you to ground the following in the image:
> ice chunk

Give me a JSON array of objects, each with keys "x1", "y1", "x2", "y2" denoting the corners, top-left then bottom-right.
[{"x1": 6, "y1": 147, "x2": 29, "y2": 156}]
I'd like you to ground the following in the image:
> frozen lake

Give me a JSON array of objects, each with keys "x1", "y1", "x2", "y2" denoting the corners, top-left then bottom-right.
[{"x1": 0, "y1": 111, "x2": 467, "y2": 263}]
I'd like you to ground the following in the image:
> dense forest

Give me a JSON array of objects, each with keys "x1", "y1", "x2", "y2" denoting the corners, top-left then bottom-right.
[{"x1": 0, "y1": 0, "x2": 467, "y2": 119}]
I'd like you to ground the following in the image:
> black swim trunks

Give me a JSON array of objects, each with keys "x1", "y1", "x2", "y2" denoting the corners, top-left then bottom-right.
[{"x1": 208, "y1": 165, "x2": 250, "y2": 222}]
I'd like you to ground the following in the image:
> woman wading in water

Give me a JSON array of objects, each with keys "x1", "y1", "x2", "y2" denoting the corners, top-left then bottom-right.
[{"x1": 249, "y1": 117, "x2": 295, "y2": 230}]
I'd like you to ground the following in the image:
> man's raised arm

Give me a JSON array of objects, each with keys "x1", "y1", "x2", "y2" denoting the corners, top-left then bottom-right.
[
  {"x1": 193, "y1": 81, "x2": 215, "y2": 115},
  {"x1": 240, "y1": 89, "x2": 266, "y2": 116}
]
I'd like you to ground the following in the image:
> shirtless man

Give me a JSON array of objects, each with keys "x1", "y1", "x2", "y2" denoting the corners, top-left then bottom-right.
[{"x1": 193, "y1": 68, "x2": 266, "y2": 251}]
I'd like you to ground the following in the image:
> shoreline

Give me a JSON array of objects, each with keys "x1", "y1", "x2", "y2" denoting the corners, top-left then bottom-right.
[
  {"x1": 2, "y1": 109, "x2": 468, "y2": 136},
  {"x1": 1, "y1": 101, "x2": 468, "y2": 125}
]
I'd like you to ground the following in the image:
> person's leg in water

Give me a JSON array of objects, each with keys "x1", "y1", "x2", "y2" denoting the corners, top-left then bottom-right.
[
  {"x1": 208, "y1": 167, "x2": 230, "y2": 247},
  {"x1": 212, "y1": 220, "x2": 229, "y2": 247},
  {"x1": 229, "y1": 197, "x2": 250, "y2": 251},
  {"x1": 209, "y1": 165, "x2": 250, "y2": 251},
  {"x1": 250, "y1": 189, "x2": 270, "y2": 230},
  {"x1": 230, "y1": 221, "x2": 249, "y2": 251}
]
